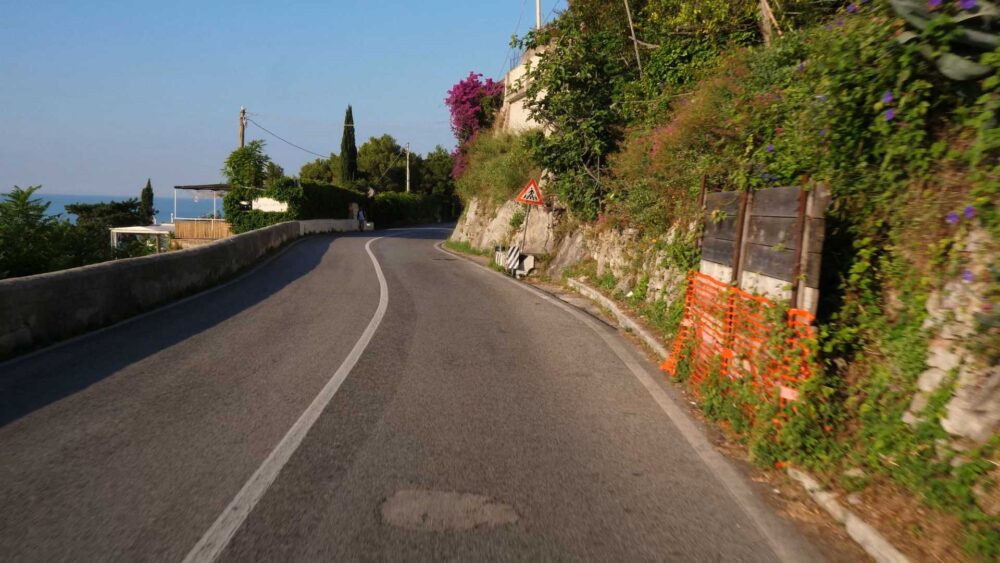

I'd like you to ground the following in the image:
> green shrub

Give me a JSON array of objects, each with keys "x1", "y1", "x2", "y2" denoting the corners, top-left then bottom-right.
[
  {"x1": 224, "y1": 178, "x2": 366, "y2": 234},
  {"x1": 455, "y1": 131, "x2": 537, "y2": 205},
  {"x1": 369, "y1": 192, "x2": 442, "y2": 227}
]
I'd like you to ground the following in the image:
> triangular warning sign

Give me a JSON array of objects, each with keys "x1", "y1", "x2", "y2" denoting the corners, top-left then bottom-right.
[{"x1": 515, "y1": 179, "x2": 545, "y2": 206}]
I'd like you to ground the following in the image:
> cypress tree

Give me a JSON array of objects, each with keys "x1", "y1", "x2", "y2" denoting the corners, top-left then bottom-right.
[
  {"x1": 340, "y1": 105, "x2": 358, "y2": 185},
  {"x1": 139, "y1": 179, "x2": 155, "y2": 225}
]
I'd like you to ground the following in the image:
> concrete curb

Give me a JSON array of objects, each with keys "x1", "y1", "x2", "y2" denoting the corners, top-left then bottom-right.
[
  {"x1": 787, "y1": 469, "x2": 910, "y2": 563},
  {"x1": 563, "y1": 276, "x2": 911, "y2": 563},
  {"x1": 565, "y1": 277, "x2": 669, "y2": 359}
]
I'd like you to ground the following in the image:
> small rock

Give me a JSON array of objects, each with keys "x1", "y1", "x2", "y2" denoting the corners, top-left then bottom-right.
[
  {"x1": 846, "y1": 493, "x2": 863, "y2": 506},
  {"x1": 902, "y1": 393, "x2": 929, "y2": 426},
  {"x1": 950, "y1": 455, "x2": 969, "y2": 468},
  {"x1": 843, "y1": 467, "x2": 867, "y2": 479},
  {"x1": 917, "y1": 368, "x2": 947, "y2": 393},
  {"x1": 926, "y1": 340, "x2": 963, "y2": 373}
]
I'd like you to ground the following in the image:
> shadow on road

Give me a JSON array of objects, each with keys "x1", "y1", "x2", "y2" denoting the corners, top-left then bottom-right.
[{"x1": 0, "y1": 236, "x2": 333, "y2": 427}]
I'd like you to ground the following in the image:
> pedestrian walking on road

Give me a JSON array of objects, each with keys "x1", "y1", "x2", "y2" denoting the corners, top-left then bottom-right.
[{"x1": 357, "y1": 208, "x2": 366, "y2": 232}]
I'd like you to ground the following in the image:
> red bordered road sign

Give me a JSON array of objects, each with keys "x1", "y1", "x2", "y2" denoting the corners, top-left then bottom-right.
[{"x1": 515, "y1": 179, "x2": 545, "y2": 206}]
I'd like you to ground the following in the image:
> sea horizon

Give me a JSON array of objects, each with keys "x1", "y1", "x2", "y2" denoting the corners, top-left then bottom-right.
[{"x1": 39, "y1": 192, "x2": 227, "y2": 224}]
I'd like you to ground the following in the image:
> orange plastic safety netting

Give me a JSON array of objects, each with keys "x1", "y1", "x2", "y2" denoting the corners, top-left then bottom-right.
[{"x1": 661, "y1": 272, "x2": 816, "y2": 407}]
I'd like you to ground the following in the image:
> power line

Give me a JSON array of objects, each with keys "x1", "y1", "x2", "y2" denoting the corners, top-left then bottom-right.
[
  {"x1": 373, "y1": 149, "x2": 405, "y2": 185},
  {"x1": 246, "y1": 118, "x2": 329, "y2": 159},
  {"x1": 244, "y1": 114, "x2": 409, "y2": 187},
  {"x1": 496, "y1": 0, "x2": 529, "y2": 79}
]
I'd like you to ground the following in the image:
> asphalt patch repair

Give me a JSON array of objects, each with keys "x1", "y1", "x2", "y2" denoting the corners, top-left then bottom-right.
[{"x1": 381, "y1": 490, "x2": 519, "y2": 532}]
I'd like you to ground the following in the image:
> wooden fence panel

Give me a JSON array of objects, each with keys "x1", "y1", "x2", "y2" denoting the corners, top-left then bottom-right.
[{"x1": 175, "y1": 220, "x2": 232, "y2": 240}]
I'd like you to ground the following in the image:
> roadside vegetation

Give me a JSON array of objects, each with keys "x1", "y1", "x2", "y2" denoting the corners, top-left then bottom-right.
[
  {"x1": 451, "y1": 1, "x2": 999, "y2": 557},
  {"x1": 0, "y1": 184, "x2": 162, "y2": 280},
  {"x1": 224, "y1": 108, "x2": 461, "y2": 234}
]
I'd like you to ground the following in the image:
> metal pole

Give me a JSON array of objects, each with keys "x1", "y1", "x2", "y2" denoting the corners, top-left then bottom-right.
[
  {"x1": 521, "y1": 205, "x2": 531, "y2": 250},
  {"x1": 536, "y1": 0, "x2": 542, "y2": 29},
  {"x1": 624, "y1": 0, "x2": 643, "y2": 78},
  {"x1": 173, "y1": 188, "x2": 177, "y2": 223},
  {"x1": 405, "y1": 143, "x2": 411, "y2": 193},
  {"x1": 239, "y1": 106, "x2": 247, "y2": 148}
]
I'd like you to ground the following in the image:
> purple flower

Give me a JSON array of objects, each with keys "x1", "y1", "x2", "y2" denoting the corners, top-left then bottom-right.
[
  {"x1": 928, "y1": 0, "x2": 942, "y2": 8},
  {"x1": 882, "y1": 91, "x2": 894, "y2": 104},
  {"x1": 963, "y1": 205, "x2": 976, "y2": 219},
  {"x1": 885, "y1": 108, "x2": 896, "y2": 121},
  {"x1": 847, "y1": 3, "x2": 858, "y2": 14},
  {"x1": 817, "y1": 94, "x2": 828, "y2": 102},
  {"x1": 836, "y1": 19, "x2": 845, "y2": 27},
  {"x1": 819, "y1": 128, "x2": 827, "y2": 137},
  {"x1": 766, "y1": 143, "x2": 775, "y2": 153},
  {"x1": 962, "y1": 270, "x2": 975, "y2": 283},
  {"x1": 797, "y1": 62, "x2": 806, "y2": 72},
  {"x1": 946, "y1": 211, "x2": 959, "y2": 225},
  {"x1": 958, "y1": 0, "x2": 978, "y2": 11}
]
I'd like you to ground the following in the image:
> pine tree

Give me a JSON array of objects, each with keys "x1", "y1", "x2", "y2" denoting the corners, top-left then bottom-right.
[
  {"x1": 340, "y1": 105, "x2": 358, "y2": 185},
  {"x1": 139, "y1": 179, "x2": 156, "y2": 225}
]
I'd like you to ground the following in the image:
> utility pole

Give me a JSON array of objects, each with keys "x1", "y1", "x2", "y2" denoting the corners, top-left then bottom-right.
[
  {"x1": 239, "y1": 106, "x2": 247, "y2": 148},
  {"x1": 623, "y1": 1, "x2": 643, "y2": 79},
  {"x1": 405, "y1": 143, "x2": 411, "y2": 193},
  {"x1": 536, "y1": 0, "x2": 542, "y2": 30}
]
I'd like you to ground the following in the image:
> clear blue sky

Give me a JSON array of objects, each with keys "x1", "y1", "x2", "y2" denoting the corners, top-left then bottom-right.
[{"x1": 0, "y1": 0, "x2": 567, "y2": 197}]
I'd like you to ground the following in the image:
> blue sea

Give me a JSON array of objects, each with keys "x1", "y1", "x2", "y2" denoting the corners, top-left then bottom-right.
[{"x1": 40, "y1": 193, "x2": 227, "y2": 224}]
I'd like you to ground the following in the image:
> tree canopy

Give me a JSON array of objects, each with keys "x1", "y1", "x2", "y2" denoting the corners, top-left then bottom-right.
[
  {"x1": 341, "y1": 105, "x2": 358, "y2": 185},
  {"x1": 222, "y1": 139, "x2": 271, "y2": 188},
  {"x1": 358, "y1": 134, "x2": 406, "y2": 192}
]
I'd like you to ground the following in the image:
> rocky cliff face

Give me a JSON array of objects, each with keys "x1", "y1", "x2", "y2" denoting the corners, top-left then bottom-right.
[{"x1": 450, "y1": 198, "x2": 558, "y2": 255}]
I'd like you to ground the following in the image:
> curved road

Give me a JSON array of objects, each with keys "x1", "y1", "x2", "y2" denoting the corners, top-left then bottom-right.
[{"x1": 0, "y1": 228, "x2": 823, "y2": 562}]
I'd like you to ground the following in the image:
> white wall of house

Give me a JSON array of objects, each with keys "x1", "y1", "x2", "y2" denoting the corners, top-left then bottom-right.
[{"x1": 500, "y1": 48, "x2": 546, "y2": 132}]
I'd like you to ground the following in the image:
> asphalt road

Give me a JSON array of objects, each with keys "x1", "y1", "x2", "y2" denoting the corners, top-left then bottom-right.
[{"x1": 0, "y1": 227, "x2": 824, "y2": 562}]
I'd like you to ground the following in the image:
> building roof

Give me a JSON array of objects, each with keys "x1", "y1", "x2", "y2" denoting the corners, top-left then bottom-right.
[
  {"x1": 109, "y1": 225, "x2": 175, "y2": 235},
  {"x1": 173, "y1": 184, "x2": 231, "y2": 192}
]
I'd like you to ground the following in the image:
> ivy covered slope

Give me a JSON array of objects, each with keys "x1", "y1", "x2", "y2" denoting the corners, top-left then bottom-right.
[{"x1": 455, "y1": 0, "x2": 999, "y2": 557}]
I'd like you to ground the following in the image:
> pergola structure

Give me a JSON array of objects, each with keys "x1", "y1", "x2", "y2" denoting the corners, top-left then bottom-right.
[
  {"x1": 172, "y1": 183, "x2": 231, "y2": 222},
  {"x1": 109, "y1": 224, "x2": 175, "y2": 253}
]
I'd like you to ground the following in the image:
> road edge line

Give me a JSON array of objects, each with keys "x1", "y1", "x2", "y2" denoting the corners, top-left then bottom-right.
[{"x1": 182, "y1": 236, "x2": 390, "y2": 563}]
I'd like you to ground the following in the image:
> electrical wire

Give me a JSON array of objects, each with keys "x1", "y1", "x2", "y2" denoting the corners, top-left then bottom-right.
[
  {"x1": 372, "y1": 149, "x2": 405, "y2": 186},
  {"x1": 246, "y1": 115, "x2": 408, "y2": 188},
  {"x1": 496, "y1": 0, "x2": 529, "y2": 80},
  {"x1": 246, "y1": 118, "x2": 329, "y2": 159}
]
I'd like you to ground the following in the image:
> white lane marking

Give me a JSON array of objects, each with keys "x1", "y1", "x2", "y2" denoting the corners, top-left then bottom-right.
[
  {"x1": 183, "y1": 237, "x2": 390, "y2": 563},
  {"x1": 434, "y1": 242, "x2": 820, "y2": 563}
]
